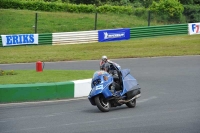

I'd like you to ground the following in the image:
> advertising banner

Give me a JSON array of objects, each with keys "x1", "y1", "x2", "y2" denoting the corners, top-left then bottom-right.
[
  {"x1": 188, "y1": 22, "x2": 200, "y2": 35},
  {"x1": 98, "y1": 28, "x2": 130, "y2": 42},
  {"x1": 1, "y1": 34, "x2": 38, "y2": 46}
]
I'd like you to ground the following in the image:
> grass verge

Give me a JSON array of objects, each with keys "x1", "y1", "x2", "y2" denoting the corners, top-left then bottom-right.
[
  {"x1": 0, "y1": 70, "x2": 94, "y2": 84},
  {"x1": 0, "y1": 9, "x2": 161, "y2": 34}
]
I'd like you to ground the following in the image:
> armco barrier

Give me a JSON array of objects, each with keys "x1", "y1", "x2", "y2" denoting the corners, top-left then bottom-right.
[
  {"x1": 52, "y1": 30, "x2": 98, "y2": 45},
  {"x1": 0, "y1": 24, "x2": 189, "y2": 47},
  {"x1": 130, "y1": 24, "x2": 188, "y2": 39},
  {"x1": 39, "y1": 33, "x2": 52, "y2": 45},
  {"x1": 0, "y1": 79, "x2": 92, "y2": 103}
]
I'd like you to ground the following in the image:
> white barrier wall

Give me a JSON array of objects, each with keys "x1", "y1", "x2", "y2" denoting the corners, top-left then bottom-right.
[
  {"x1": 74, "y1": 78, "x2": 92, "y2": 98},
  {"x1": 52, "y1": 30, "x2": 98, "y2": 45}
]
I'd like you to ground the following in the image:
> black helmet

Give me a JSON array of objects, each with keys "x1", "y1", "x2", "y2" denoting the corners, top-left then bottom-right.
[{"x1": 102, "y1": 62, "x2": 110, "y2": 72}]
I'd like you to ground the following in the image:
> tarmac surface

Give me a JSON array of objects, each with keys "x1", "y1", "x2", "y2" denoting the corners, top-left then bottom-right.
[{"x1": 0, "y1": 56, "x2": 200, "y2": 133}]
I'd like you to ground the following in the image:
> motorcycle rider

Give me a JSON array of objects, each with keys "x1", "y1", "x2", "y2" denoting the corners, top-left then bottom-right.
[
  {"x1": 100, "y1": 55, "x2": 120, "y2": 76},
  {"x1": 100, "y1": 55, "x2": 121, "y2": 95},
  {"x1": 100, "y1": 55, "x2": 109, "y2": 70}
]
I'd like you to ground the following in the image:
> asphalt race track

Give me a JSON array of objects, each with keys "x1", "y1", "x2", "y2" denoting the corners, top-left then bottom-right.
[{"x1": 0, "y1": 56, "x2": 200, "y2": 133}]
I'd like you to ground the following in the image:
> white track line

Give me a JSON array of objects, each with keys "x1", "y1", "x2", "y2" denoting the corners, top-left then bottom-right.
[
  {"x1": 0, "y1": 97, "x2": 87, "y2": 107},
  {"x1": 0, "y1": 96, "x2": 157, "y2": 107}
]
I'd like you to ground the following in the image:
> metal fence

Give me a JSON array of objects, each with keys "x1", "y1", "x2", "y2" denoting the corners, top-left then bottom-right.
[{"x1": 1, "y1": 9, "x2": 198, "y2": 36}]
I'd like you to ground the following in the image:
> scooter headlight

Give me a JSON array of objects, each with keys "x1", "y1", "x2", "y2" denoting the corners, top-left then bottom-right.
[{"x1": 93, "y1": 79, "x2": 101, "y2": 86}]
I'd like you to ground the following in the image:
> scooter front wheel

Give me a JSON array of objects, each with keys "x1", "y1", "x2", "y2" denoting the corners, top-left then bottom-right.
[{"x1": 95, "y1": 95, "x2": 110, "y2": 112}]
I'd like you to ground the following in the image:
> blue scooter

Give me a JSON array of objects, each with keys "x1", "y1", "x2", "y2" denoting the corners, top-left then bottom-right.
[{"x1": 88, "y1": 62, "x2": 141, "y2": 112}]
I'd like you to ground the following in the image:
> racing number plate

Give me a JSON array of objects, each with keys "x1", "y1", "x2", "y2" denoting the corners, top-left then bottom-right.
[{"x1": 96, "y1": 85, "x2": 103, "y2": 90}]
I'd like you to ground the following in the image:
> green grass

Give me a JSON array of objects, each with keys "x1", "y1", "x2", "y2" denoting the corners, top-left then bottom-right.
[
  {"x1": 0, "y1": 70, "x2": 94, "y2": 84},
  {"x1": 0, "y1": 9, "x2": 199, "y2": 85},
  {"x1": 0, "y1": 9, "x2": 161, "y2": 34},
  {"x1": 0, "y1": 34, "x2": 199, "y2": 64},
  {"x1": 1, "y1": 35, "x2": 198, "y2": 85}
]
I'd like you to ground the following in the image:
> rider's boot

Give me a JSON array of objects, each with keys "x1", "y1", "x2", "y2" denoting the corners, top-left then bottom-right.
[{"x1": 110, "y1": 85, "x2": 117, "y2": 96}]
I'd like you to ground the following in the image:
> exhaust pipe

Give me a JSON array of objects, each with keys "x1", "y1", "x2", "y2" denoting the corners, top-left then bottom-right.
[{"x1": 118, "y1": 94, "x2": 141, "y2": 104}]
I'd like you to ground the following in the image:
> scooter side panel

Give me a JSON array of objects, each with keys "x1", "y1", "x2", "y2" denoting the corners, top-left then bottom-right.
[{"x1": 121, "y1": 74, "x2": 139, "y2": 96}]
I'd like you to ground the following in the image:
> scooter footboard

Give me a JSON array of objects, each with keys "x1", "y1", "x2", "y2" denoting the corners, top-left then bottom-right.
[{"x1": 126, "y1": 88, "x2": 141, "y2": 99}]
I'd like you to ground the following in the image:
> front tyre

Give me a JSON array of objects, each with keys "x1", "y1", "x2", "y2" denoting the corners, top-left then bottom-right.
[
  {"x1": 126, "y1": 99, "x2": 136, "y2": 108},
  {"x1": 95, "y1": 95, "x2": 110, "y2": 112}
]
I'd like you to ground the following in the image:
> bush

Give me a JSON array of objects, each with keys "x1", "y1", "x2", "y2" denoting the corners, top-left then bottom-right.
[
  {"x1": 97, "y1": 4, "x2": 133, "y2": 14},
  {"x1": 75, "y1": 4, "x2": 95, "y2": 13},
  {"x1": 0, "y1": 0, "x2": 134, "y2": 15},
  {"x1": 183, "y1": 4, "x2": 200, "y2": 23},
  {"x1": 150, "y1": 0, "x2": 184, "y2": 21},
  {"x1": 0, "y1": 69, "x2": 17, "y2": 76},
  {"x1": 133, "y1": 7, "x2": 147, "y2": 17}
]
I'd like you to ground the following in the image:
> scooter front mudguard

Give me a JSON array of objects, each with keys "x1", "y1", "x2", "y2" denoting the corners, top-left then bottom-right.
[{"x1": 88, "y1": 85, "x2": 112, "y2": 105}]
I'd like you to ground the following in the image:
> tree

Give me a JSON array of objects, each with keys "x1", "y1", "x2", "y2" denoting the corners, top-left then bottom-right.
[
  {"x1": 150, "y1": 0, "x2": 184, "y2": 20},
  {"x1": 179, "y1": 0, "x2": 194, "y2": 4}
]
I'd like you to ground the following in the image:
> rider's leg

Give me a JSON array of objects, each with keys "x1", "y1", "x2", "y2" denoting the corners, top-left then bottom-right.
[{"x1": 110, "y1": 82, "x2": 120, "y2": 94}]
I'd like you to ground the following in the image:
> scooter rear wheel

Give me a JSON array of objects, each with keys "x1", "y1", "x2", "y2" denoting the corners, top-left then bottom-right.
[
  {"x1": 95, "y1": 95, "x2": 110, "y2": 112},
  {"x1": 126, "y1": 99, "x2": 136, "y2": 108}
]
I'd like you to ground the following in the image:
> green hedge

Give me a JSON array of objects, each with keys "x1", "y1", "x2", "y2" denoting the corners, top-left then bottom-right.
[
  {"x1": 0, "y1": 0, "x2": 138, "y2": 14},
  {"x1": 97, "y1": 4, "x2": 133, "y2": 14},
  {"x1": 0, "y1": 0, "x2": 71, "y2": 12}
]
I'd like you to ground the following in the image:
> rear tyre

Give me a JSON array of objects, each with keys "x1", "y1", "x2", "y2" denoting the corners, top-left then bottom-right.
[
  {"x1": 95, "y1": 95, "x2": 110, "y2": 112},
  {"x1": 126, "y1": 99, "x2": 136, "y2": 108}
]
